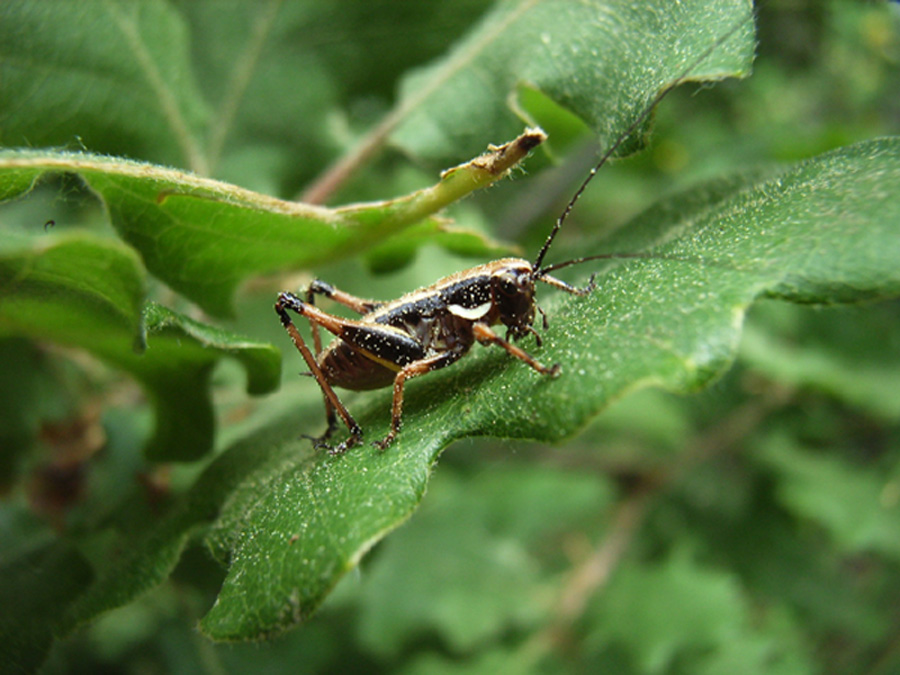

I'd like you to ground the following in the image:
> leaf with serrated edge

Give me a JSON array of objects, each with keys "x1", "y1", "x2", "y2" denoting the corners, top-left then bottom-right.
[{"x1": 199, "y1": 138, "x2": 900, "y2": 639}]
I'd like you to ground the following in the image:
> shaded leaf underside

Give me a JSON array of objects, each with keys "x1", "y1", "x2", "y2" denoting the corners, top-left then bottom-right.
[{"x1": 0, "y1": 135, "x2": 537, "y2": 318}]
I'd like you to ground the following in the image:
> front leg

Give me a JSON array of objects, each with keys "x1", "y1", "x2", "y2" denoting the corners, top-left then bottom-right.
[{"x1": 472, "y1": 322, "x2": 560, "y2": 377}]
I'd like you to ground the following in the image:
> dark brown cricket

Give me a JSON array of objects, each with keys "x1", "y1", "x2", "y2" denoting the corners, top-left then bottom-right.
[
  {"x1": 275, "y1": 256, "x2": 592, "y2": 453},
  {"x1": 276, "y1": 10, "x2": 754, "y2": 453}
]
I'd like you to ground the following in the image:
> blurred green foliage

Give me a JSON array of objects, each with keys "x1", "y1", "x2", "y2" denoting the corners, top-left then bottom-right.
[{"x1": 1, "y1": 1, "x2": 900, "y2": 673}]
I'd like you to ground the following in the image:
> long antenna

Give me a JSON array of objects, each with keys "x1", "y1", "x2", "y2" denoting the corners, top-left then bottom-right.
[
  {"x1": 533, "y1": 7, "x2": 755, "y2": 274},
  {"x1": 537, "y1": 250, "x2": 741, "y2": 276}
]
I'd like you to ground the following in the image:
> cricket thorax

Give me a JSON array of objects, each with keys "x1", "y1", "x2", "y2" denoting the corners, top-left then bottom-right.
[{"x1": 369, "y1": 258, "x2": 535, "y2": 338}]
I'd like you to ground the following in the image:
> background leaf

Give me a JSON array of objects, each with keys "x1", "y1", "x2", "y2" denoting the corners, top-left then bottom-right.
[
  {"x1": 759, "y1": 432, "x2": 900, "y2": 559},
  {"x1": 391, "y1": 0, "x2": 754, "y2": 161},
  {"x1": 589, "y1": 551, "x2": 747, "y2": 674},
  {"x1": 0, "y1": 0, "x2": 209, "y2": 171},
  {"x1": 355, "y1": 467, "x2": 613, "y2": 655},
  {"x1": 0, "y1": 543, "x2": 93, "y2": 673},
  {"x1": 0, "y1": 0, "x2": 493, "y2": 190},
  {"x1": 0, "y1": 231, "x2": 280, "y2": 460}
]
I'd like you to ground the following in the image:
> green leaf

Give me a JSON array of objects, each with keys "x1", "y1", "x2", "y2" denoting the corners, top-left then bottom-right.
[
  {"x1": 0, "y1": 232, "x2": 280, "y2": 460},
  {"x1": 0, "y1": 543, "x2": 93, "y2": 673},
  {"x1": 392, "y1": 0, "x2": 754, "y2": 161},
  {"x1": 590, "y1": 551, "x2": 747, "y2": 673},
  {"x1": 0, "y1": 230, "x2": 146, "y2": 344},
  {"x1": 741, "y1": 303, "x2": 900, "y2": 421},
  {"x1": 354, "y1": 468, "x2": 612, "y2": 655},
  {"x1": 196, "y1": 137, "x2": 900, "y2": 639},
  {"x1": 135, "y1": 303, "x2": 282, "y2": 459},
  {"x1": 0, "y1": 0, "x2": 209, "y2": 171},
  {"x1": 759, "y1": 432, "x2": 900, "y2": 559},
  {"x1": 0, "y1": 132, "x2": 542, "y2": 317}
]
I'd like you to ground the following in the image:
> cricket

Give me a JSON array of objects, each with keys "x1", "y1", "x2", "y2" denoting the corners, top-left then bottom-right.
[{"x1": 276, "y1": 10, "x2": 754, "y2": 454}]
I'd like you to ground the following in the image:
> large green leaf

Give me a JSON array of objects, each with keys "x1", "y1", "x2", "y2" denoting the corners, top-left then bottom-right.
[
  {"x1": 192, "y1": 137, "x2": 900, "y2": 639},
  {"x1": 0, "y1": 231, "x2": 280, "y2": 460},
  {"x1": 48, "y1": 136, "x2": 896, "y2": 641}
]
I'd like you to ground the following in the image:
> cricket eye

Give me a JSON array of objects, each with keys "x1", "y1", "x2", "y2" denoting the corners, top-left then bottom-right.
[{"x1": 496, "y1": 271, "x2": 524, "y2": 297}]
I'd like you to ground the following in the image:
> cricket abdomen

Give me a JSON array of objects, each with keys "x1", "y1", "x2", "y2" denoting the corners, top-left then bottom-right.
[
  {"x1": 320, "y1": 309, "x2": 479, "y2": 391},
  {"x1": 320, "y1": 341, "x2": 397, "y2": 391}
]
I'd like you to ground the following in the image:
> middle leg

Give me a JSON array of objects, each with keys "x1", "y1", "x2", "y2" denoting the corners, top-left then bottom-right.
[{"x1": 374, "y1": 349, "x2": 466, "y2": 450}]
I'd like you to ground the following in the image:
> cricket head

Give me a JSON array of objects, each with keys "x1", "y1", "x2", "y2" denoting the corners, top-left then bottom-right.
[{"x1": 491, "y1": 260, "x2": 537, "y2": 340}]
